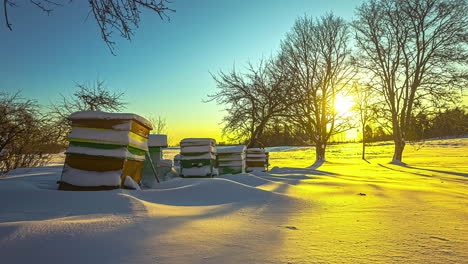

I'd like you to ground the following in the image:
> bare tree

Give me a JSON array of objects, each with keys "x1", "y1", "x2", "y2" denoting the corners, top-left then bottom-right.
[
  {"x1": 280, "y1": 13, "x2": 355, "y2": 161},
  {"x1": 3, "y1": 0, "x2": 175, "y2": 54},
  {"x1": 49, "y1": 79, "x2": 126, "y2": 142},
  {"x1": 351, "y1": 82, "x2": 377, "y2": 160},
  {"x1": 353, "y1": 0, "x2": 468, "y2": 163},
  {"x1": 148, "y1": 115, "x2": 168, "y2": 134},
  {"x1": 0, "y1": 91, "x2": 36, "y2": 156},
  {"x1": 0, "y1": 92, "x2": 55, "y2": 174},
  {"x1": 208, "y1": 58, "x2": 294, "y2": 148},
  {"x1": 50, "y1": 79, "x2": 126, "y2": 120}
]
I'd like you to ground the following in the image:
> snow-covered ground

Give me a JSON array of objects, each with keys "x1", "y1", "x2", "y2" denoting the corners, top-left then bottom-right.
[{"x1": 1, "y1": 138, "x2": 467, "y2": 263}]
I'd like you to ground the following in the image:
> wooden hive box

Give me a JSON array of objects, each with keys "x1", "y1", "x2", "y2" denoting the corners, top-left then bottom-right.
[
  {"x1": 179, "y1": 138, "x2": 217, "y2": 177},
  {"x1": 245, "y1": 148, "x2": 269, "y2": 172},
  {"x1": 216, "y1": 145, "x2": 246, "y2": 175},
  {"x1": 58, "y1": 111, "x2": 153, "y2": 191}
]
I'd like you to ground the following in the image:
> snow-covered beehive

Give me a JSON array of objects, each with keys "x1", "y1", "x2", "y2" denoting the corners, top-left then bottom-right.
[
  {"x1": 216, "y1": 145, "x2": 246, "y2": 175},
  {"x1": 141, "y1": 134, "x2": 173, "y2": 186},
  {"x1": 58, "y1": 111, "x2": 153, "y2": 191},
  {"x1": 146, "y1": 134, "x2": 168, "y2": 163},
  {"x1": 245, "y1": 148, "x2": 269, "y2": 172},
  {"x1": 179, "y1": 138, "x2": 217, "y2": 177}
]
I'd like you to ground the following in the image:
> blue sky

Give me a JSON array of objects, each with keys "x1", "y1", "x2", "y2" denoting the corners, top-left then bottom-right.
[{"x1": 1, "y1": 0, "x2": 364, "y2": 144}]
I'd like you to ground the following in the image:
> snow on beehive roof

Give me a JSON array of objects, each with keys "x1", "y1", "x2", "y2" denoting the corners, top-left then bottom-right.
[
  {"x1": 217, "y1": 145, "x2": 246, "y2": 154},
  {"x1": 180, "y1": 138, "x2": 216, "y2": 145},
  {"x1": 148, "y1": 134, "x2": 168, "y2": 147},
  {"x1": 68, "y1": 111, "x2": 153, "y2": 130}
]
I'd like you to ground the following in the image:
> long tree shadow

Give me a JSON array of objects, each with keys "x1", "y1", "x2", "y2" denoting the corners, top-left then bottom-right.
[
  {"x1": 401, "y1": 165, "x2": 468, "y2": 178},
  {"x1": 270, "y1": 167, "x2": 336, "y2": 176},
  {"x1": 307, "y1": 160, "x2": 325, "y2": 170},
  {"x1": 378, "y1": 163, "x2": 467, "y2": 183}
]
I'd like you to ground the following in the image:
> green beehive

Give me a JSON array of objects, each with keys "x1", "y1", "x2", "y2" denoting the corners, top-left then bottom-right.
[
  {"x1": 179, "y1": 138, "x2": 217, "y2": 177},
  {"x1": 216, "y1": 145, "x2": 246, "y2": 175},
  {"x1": 141, "y1": 134, "x2": 173, "y2": 186}
]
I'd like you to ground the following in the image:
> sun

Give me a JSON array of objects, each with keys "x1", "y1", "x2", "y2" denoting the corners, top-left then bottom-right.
[{"x1": 334, "y1": 95, "x2": 354, "y2": 116}]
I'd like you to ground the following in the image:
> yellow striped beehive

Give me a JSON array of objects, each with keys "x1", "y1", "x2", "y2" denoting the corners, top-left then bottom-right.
[{"x1": 58, "y1": 111, "x2": 153, "y2": 191}]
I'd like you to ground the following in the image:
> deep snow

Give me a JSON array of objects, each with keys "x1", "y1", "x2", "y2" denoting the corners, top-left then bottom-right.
[{"x1": 0, "y1": 138, "x2": 467, "y2": 263}]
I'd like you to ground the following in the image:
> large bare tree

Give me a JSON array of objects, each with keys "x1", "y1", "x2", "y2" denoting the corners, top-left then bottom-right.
[
  {"x1": 280, "y1": 13, "x2": 354, "y2": 161},
  {"x1": 209, "y1": 58, "x2": 294, "y2": 148},
  {"x1": 353, "y1": 0, "x2": 468, "y2": 163},
  {"x1": 3, "y1": 0, "x2": 174, "y2": 54}
]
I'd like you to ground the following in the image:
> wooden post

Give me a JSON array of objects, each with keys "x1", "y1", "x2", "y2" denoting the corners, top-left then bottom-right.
[{"x1": 145, "y1": 151, "x2": 160, "y2": 183}]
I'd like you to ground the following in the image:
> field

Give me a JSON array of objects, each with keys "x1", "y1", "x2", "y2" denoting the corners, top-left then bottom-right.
[{"x1": 1, "y1": 138, "x2": 467, "y2": 263}]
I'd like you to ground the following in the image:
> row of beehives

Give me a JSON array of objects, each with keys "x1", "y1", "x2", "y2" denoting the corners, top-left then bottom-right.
[
  {"x1": 176, "y1": 138, "x2": 269, "y2": 178},
  {"x1": 58, "y1": 111, "x2": 268, "y2": 191}
]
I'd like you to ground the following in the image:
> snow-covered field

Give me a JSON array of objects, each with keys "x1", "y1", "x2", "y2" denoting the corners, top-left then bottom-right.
[{"x1": 1, "y1": 138, "x2": 467, "y2": 263}]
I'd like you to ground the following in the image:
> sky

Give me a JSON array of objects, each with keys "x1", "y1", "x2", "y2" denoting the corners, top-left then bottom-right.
[{"x1": 0, "y1": 0, "x2": 365, "y2": 145}]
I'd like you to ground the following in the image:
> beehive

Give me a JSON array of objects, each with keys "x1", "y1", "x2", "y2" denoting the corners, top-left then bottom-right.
[
  {"x1": 216, "y1": 145, "x2": 246, "y2": 175},
  {"x1": 141, "y1": 134, "x2": 173, "y2": 186},
  {"x1": 179, "y1": 138, "x2": 216, "y2": 177},
  {"x1": 58, "y1": 111, "x2": 152, "y2": 191},
  {"x1": 245, "y1": 148, "x2": 269, "y2": 172}
]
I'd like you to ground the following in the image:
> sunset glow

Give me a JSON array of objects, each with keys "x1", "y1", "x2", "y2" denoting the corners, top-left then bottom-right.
[{"x1": 334, "y1": 95, "x2": 354, "y2": 116}]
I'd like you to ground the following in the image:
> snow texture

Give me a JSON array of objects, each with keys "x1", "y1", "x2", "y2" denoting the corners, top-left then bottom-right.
[
  {"x1": 66, "y1": 146, "x2": 145, "y2": 161},
  {"x1": 246, "y1": 148, "x2": 266, "y2": 153},
  {"x1": 69, "y1": 110, "x2": 153, "y2": 129},
  {"x1": 159, "y1": 159, "x2": 173, "y2": 167},
  {"x1": 180, "y1": 138, "x2": 216, "y2": 146},
  {"x1": 123, "y1": 176, "x2": 141, "y2": 190},
  {"x1": 180, "y1": 145, "x2": 216, "y2": 153},
  {"x1": 217, "y1": 145, "x2": 246, "y2": 154},
  {"x1": 181, "y1": 166, "x2": 212, "y2": 177},
  {"x1": 1, "y1": 137, "x2": 468, "y2": 264},
  {"x1": 111, "y1": 120, "x2": 133, "y2": 131},
  {"x1": 180, "y1": 153, "x2": 216, "y2": 160},
  {"x1": 60, "y1": 165, "x2": 122, "y2": 187},
  {"x1": 68, "y1": 127, "x2": 148, "y2": 150},
  {"x1": 148, "y1": 134, "x2": 168, "y2": 147},
  {"x1": 246, "y1": 167, "x2": 267, "y2": 172}
]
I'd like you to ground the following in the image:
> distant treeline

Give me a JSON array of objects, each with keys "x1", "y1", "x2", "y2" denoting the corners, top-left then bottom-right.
[{"x1": 227, "y1": 107, "x2": 467, "y2": 147}]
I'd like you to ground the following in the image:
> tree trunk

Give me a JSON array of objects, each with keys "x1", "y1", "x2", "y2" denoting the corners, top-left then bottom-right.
[
  {"x1": 362, "y1": 124, "x2": 366, "y2": 160},
  {"x1": 248, "y1": 122, "x2": 266, "y2": 148},
  {"x1": 362, "y1": 141, "x2": 366, "y2": 160},
  {"x1": 315, "y1": 142, "x2": 326, "y2": 161},
  {"x1": 392, "y1": 139, "x2": 406, "y2": 163}
]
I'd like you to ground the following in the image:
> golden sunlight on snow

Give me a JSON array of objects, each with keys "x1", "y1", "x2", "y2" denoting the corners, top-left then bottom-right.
[{"x1": 0, "y1": 138, "x2": 466, "y2": 263}]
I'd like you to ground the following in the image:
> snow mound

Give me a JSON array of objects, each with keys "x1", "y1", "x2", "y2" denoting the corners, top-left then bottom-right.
[
  {"x1": 389, "y1": 160, "x2": 407, "y2": 166},
  {"x1": 249, "y1": 170, "x2": 272, "y2": 176},
  {"x1": 136, "y1": 178, "x2": 288, "y2": 206},
  {"x1": 218, "y1": 173, "x2": 274, "y2": 187},
  {"x1": 123, "y1": 176, "x2": 141, "y2": 190}
]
